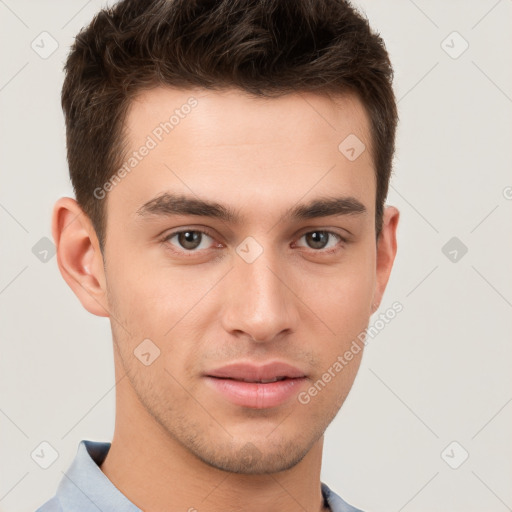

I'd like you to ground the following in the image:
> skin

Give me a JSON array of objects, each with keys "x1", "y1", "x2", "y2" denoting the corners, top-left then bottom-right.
[{"x1": 53, "y1": 87, "x2": 399, "y2": 512}]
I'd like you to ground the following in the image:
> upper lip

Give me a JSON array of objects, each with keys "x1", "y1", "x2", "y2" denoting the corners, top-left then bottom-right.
[{"x1": 206, "y1": 362, "x2": 307, "y2": 381}]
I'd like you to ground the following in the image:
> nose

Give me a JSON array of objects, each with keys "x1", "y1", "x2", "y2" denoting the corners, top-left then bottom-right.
[{"x1": 220, "y1": 247, "x2": 300, "y2": 343}]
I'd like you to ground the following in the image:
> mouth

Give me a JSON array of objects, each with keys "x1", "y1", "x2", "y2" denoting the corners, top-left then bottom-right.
[
  {"x1": 216, "y1": 376, "x2": 289, "y2": 384},
  {"x1": 205, "y1": 361, "x2": 307, "y2": 381},
  {"x1": 204, "y1": 361, "x2": 308, "y2": 409}
]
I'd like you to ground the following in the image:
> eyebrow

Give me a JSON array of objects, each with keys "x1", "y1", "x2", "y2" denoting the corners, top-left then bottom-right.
[{"x1": 136, "y1": 192, "x2": 367, "y2": 223}]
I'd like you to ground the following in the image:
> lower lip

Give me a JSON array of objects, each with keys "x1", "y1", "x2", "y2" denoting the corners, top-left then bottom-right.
[{"x1": 204, "y1": 376, "x2": 308, "y2": 409}]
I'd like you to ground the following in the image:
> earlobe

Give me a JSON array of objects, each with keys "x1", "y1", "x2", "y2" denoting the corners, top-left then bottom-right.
[
  {"x1": 372, "y1": 206, "x2": 400, "y2": 312},
  {"x1": 52, "y1": 197, "x2": 110, "y2": 318}
]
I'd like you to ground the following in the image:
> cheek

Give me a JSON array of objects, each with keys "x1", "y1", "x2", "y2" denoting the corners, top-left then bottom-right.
[
  {"x1": 307, "y1": 254, "x2": 375, "y2": 337},
  {"x1": 105, "y1": 256, "x2": 216, "y2": 374},
  {"x1": 106, "y1": 249, "x2": 202, "y2": 324}
]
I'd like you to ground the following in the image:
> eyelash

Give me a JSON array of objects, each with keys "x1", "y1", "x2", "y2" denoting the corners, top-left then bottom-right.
[{"x1": 160, "y1": 228, "x2": 348, "y2": 257}]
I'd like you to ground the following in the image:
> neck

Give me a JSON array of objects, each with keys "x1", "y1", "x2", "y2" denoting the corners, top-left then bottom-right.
[{"x1": 101, "y1": 375, "x2": 329, "y2": 512}]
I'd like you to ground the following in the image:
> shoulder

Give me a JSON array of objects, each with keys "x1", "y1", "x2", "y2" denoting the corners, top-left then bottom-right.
[
  {"x1": 321, "y1": 482, "x2": 365, "y2": 512},
  {"x1": 34, "y1": 495, "x2": 63, "y2": 512}
]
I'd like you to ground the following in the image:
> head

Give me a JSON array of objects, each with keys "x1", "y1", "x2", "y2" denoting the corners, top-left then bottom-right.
[{"x1": 54, "y1": 0, "x2": 399, "y2": 474}]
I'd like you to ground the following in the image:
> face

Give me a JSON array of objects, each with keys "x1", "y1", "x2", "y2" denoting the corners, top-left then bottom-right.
[{"x1": 98, "y1": 87, "x2": 390, "y2": 474}]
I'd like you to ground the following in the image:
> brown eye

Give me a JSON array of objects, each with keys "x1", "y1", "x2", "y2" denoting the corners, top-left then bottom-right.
[
  {"x1": 164, "y1": 230, "x2": 215, "y2": 252},
  {"x1": 297, "y1": 231, "x2": 342, "y2": 251},
  {"x1": 305, "y1": 231, "x2": 329, "y2": 249},
  {"x1": 177, "y1": 231, "x2": 202, "y2": 250}
]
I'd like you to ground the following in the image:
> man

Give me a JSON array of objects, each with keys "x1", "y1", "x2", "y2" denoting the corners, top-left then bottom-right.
[{"x1": 36, "y1": 0, "x2": 399, "y2": 510}]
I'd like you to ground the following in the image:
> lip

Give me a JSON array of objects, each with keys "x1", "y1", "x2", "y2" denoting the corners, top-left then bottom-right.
[
  {"x1": 204, "y1": 361, "x2": 308, "y2": 409},
  {"x1": 206, "y1": 361, "x2": 307, "y2": 381}
]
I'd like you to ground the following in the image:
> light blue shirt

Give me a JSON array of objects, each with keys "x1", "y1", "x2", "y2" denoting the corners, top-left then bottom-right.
[{"x1": 35, "y1": 440, "x2": 363, "y2": 512}]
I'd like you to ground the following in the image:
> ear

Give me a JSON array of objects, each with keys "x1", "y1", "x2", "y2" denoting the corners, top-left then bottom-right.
[
  {"x1": 371, "y1": 206, "x2": 400, "y2": 313},
  {"x1": 52, "y1": 197, "x2": 110, "y2": 317}
]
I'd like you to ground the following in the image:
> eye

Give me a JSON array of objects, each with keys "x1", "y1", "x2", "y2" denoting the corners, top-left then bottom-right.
[
  {"x1": 163, "y1": 230, "x2": 216, "y2": 252},
  {"x1": 295, "y1": 230, "x2": 345, "y2": 252}
]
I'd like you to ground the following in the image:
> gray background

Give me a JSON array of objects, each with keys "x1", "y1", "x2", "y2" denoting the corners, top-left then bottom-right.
[{"x1": 1, "y1": 1, "x2": 511, "y2": 511}]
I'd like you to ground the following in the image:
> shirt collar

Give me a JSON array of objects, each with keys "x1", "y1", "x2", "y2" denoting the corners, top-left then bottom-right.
[
  {"x1": 55, "y1": 440, "x2": 141, "y2": 511},
  {"x1": 51, "y1": 440, "x2": 361, "y2": 512}
]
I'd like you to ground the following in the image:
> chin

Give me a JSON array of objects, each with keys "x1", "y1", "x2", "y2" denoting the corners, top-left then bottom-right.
[{"x1": 187, "y1": 431, "x2": 320, "y2": 475}]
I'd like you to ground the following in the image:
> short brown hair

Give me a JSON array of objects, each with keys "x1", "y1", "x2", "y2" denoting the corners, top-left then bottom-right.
[{"x1": 62, "y1": 0, "x2": 398, "y2": 250}]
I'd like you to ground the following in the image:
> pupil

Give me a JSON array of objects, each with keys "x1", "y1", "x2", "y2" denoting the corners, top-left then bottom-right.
[
  {"x1": 179, "y1": 231, "x2": 201, "y2": 250},
  {"x1": 307, "y1": 231, "x2": 328, "y2": 249}
]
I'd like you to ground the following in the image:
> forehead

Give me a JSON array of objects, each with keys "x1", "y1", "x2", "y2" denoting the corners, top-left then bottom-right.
[
  {"x1": 125, "y1": 86, "x2": 372, "y2": 154},
  {"x1": 109, "y1": 86, "x2": 375, "y2": 224}
]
